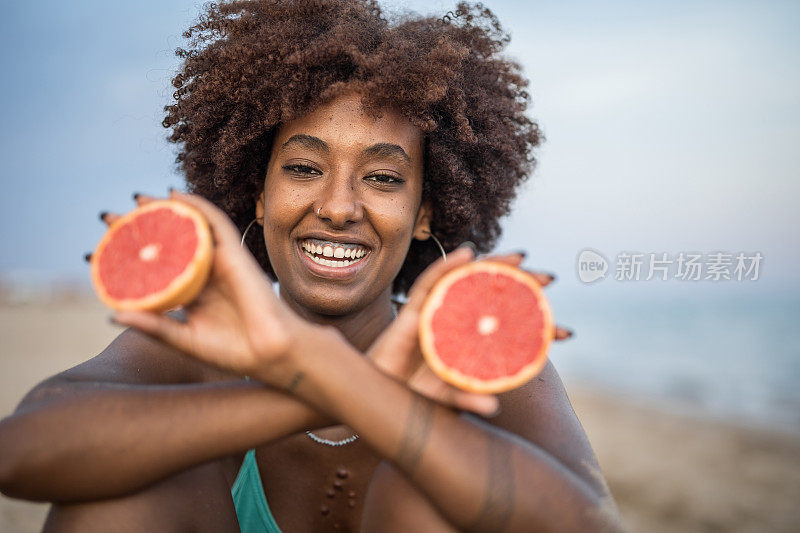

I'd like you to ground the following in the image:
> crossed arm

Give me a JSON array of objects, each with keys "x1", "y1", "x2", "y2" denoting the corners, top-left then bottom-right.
[
  {"x1": 274, "y1": 326, "x2": 622, "y2": 533},
  {"x1": 0, "y1": 331, "x2": 621, "y2": 532}
]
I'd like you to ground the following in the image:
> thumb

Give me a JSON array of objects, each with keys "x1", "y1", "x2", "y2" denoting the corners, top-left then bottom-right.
[{"x1": 452, "y1": 390, "x2": 501, "y2": 418}]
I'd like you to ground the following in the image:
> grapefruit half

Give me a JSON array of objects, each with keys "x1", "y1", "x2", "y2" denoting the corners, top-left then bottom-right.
[
  {"x1": 89, "y1": 200, "x2": 213, "y2": 312},
  {"x1": 419, "y1": 261, "x2": 554, "y2": 394}
]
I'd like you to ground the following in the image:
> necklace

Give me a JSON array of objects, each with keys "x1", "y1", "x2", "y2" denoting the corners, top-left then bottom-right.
[
  {"x1": 305, "y1": 299, "x2": 404, "y2": 447},
  {"x1": 305, "y1": 429, "x2": 359, "y2": 447}
]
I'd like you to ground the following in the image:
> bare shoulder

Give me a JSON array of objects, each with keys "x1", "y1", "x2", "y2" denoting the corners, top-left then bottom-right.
[
  {"x1": 17, "y1": 310, "x2": 234, "y2": 409},
  {"x1": 476, "y1": 359, "x2": 609, "y2": 495}
]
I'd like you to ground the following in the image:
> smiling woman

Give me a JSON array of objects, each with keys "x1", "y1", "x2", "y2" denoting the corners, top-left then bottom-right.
[{"x1": 0, "y1": 1, "x2": 623, "y2": 532}]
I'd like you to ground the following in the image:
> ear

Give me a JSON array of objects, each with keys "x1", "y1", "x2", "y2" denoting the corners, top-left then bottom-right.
[
  {"x1": 412, "y1": 201, "x2": 433, "y2": 240},
  {"x1": 255, "y1": 190, "x2": 265, "y2": 226}
]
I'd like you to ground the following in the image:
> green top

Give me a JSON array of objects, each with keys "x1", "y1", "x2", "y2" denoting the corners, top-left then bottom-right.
[{"x1": 232, "y1": 449, "x2": 283, "y2": 533}]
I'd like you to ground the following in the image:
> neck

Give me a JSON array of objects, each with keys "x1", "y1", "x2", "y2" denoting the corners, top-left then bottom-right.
[{"x1": 279, "y1": 287, "x2": 396, "y2": 353}]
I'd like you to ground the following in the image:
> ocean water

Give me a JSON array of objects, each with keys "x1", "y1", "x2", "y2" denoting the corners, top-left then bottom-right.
[{"x1": 550, "y1": 284, "x2": 800, "y2": 433}]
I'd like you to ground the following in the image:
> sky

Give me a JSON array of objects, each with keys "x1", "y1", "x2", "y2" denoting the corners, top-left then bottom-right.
[{"x1": 1, "y1": 0, "x2": 798, "y2": 297}]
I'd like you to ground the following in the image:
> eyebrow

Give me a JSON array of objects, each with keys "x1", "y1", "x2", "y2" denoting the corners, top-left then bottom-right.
[{"x1": 279, "y1": 134, "x2": 411, "y2": 164}]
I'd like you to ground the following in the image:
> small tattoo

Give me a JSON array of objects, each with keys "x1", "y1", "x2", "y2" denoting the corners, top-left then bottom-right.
[
  {"x1": 286, "y1": 371, "x2": 304, "y2": 393},
  {"x1": 466, "y1": 437, "x2": 515, "y2": 532},
  {"x1": 395, "y1": 394, "x2": 435, "y2": 474}
]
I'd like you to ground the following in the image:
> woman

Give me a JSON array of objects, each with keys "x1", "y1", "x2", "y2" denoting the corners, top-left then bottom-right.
[{"x1": 0, "y1": 1, "x2": 623, "y2": 531}]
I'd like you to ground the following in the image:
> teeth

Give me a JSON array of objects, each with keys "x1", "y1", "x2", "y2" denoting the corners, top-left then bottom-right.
[
  {"x1": 305, "y1": 252, "x2": 360, "y2": 268},
  {"x1": 300, "y1": 239, "x2": 368, "y2": 264}
]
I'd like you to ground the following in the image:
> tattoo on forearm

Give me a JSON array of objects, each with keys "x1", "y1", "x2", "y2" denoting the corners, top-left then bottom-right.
[
  {"x1": 466, "y1": 436, "x2": 515, "y2": 532},
  {"x1": 286, "y1": 371, "x2": 304, "y2": 394},
  {"x1": 394, "y1": 394, "x2": 435, "y2": 474}
]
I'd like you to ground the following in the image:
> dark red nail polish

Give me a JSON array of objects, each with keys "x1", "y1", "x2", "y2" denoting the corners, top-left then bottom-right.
[
  {"x1": 99, "y1": 211, "x2": 108, "y2": 222},
  {"x1": 133, "y1": 192, "x2": 141, "y2": 201},
  {"x1": 84, "y1": 253, "x2": 92, "y2": 263}
]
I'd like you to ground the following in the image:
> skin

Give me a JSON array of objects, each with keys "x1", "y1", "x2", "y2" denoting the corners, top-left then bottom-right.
[{"x1": 0, "y1": 91, "x2": 621, "y2": 532}]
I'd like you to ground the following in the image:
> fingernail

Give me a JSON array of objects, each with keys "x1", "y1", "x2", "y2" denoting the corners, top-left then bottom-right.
[
  {"x1": 560, "y1": 328, "x2": 574, "y2": 339},
  {"x1": 168, "y1": 187, "x2": 176, "y2": 195},
  {"x1": 510, "y1": 249, "x2": 527, "y2": 259},
  {"x1": 108, "y1": 315, "x2": 120, "y2": 325},
  {"x1": 458, "y1": 241, "x2": 476, "y2": 252},
  {"x1": 99, "y1": 211, "x2": 108, "y2": 222},
  {"x1": 489, "y1": 403, "x2": 502, "y2": 417},
  {"x1": 544, "y1": 272, "x2": 557, "y2": 283},
  {"x1": 84, "y1": 253, "x2": 92, "y2": 263},
  {"x1": 132, "y1": 192, "x2": 142, "y2": 201}
]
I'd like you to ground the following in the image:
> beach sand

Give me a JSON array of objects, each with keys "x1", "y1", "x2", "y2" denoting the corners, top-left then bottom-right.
[{"x1": 1, "y1": 296, "x2": 799, "y2": 532}]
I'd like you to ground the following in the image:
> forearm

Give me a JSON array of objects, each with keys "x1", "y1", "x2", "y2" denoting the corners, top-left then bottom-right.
[
  {"x1": 285, "y1": 336, "x2": 619, "y2": 532},
  {"x1": 0, "y1": 380, "x2": 333, "y2": 502}
]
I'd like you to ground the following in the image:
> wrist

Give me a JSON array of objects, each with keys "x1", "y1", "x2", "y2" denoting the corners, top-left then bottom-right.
[{"x1": 252, "y1": 322, "x2": 344, "y2": 393}]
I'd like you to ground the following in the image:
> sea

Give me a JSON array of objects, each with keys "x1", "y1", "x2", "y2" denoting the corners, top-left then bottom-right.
[{"x1": 550, "y1": 282, "x2": 800, "y2": 434}]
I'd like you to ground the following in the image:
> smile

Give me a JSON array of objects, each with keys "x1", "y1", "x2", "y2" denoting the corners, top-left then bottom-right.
[{"x1": 300, "y1": 238, "x2": 369, "y2": 268}]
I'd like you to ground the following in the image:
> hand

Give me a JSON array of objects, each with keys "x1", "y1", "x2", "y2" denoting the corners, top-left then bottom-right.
[
  {"x1": 367, "y1": 246, "x2": 572, "y2": 417},
  {"x1": 104, "y1": 191, "x2": 311, "y2": 387}
]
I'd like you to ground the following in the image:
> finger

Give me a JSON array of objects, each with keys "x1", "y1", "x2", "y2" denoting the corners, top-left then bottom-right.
[
  {"x1": 111, "y1": 310, "x2": 195, "y2": 355},
  {"x1": 405, "y1": 245, "x2": 475, "y2": 311},
  {"x1": 132, "y1": 192, "x2": 161, "y2": 207},
  {"x1": 168, "y1": 190, "x2": 244, "y2": 250},
  {"x1": 99, "y1": 211, "x2": 122, "y2": 226},
  {"x1": 526, "y1": 271, "x2": 556, "y2": 287},
  {"x1": 408, "y1": 367, "x2": 500, "y2": 416},
  {"x1": 477, "y1": 252, "x2": 524, "y2": 267},
  {"x1": 554, "y1": 326, "x2": 573, "y2": 341}
]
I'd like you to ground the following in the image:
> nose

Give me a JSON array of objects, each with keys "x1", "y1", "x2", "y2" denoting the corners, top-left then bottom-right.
[{"x1": 317, "y1": 173, "x2": 363, "y2": 227}]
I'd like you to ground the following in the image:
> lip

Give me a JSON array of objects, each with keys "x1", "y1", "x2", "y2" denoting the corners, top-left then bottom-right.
[
  {"x1": 299, "y1": 232, "x2": 371, "y2": 248},
  {"x1": 296, "y1": 239, "x2": 371, "y2": 280}
]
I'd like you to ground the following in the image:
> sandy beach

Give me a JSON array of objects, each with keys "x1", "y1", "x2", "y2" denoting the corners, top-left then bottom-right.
[{"x1": 1, "y1": 295, "x2": 799, "y2": 532}]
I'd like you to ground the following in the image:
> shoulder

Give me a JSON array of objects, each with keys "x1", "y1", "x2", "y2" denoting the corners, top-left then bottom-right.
[
  {"x1": 21, "y1": 310, "x2": 234, "y2": 407},
  {"x1": 472, "y1": 359, "x2": 607, "y2": 494}
]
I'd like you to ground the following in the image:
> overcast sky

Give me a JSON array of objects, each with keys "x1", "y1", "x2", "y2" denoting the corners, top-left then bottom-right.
[{"x1": 1, "y1": 0, "x2": 797, "y2": 295}]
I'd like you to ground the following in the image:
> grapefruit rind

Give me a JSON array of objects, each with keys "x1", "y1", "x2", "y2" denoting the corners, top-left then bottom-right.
[
  {"x1": 89, "y1": 200, "x2": 213, "y2": 312},
  {"x1": 419, "y1": 261, "x2": 554, "y2": 394}
]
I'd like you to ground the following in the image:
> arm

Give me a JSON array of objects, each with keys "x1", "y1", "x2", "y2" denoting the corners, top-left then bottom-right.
[
  {"x1": 0, "y1": 325, "x2": 333, "y2": 503},
  {"x1": 360, "y1": 361, "x2": 623, "y2": 532},
  {"x1": 282, "y1": 333, "x2": 623, "y2": 533}
]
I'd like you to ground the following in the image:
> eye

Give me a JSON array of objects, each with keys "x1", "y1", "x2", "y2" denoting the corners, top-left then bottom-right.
[
  {"x1": 282, "y1": 164, "x2": 321, "y2": 176},
  {"x1": 364, "y1": 174, "x2": 405, "y2": 186}
]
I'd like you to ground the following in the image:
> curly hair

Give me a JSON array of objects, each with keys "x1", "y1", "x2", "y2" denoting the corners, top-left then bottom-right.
[{"x1": 163, "y1": 0, "x2": 542, "y2": 294}]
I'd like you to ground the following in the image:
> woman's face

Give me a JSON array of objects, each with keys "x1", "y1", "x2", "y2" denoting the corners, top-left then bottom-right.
[{"x1": 257, "y1": 91, "x2": 430, "y2": 316}]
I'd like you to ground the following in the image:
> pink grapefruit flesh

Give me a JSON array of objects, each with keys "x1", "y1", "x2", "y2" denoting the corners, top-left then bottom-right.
[
  {"x1": 90, "y1": 200, "x2": 213, "y2": 312},
  {"x1": 419, "y1": 261, "x2": 554, "y2": 394}
]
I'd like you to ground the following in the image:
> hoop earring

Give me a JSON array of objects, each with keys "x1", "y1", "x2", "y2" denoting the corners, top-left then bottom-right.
[
  {"x1": 241, "y1": 217, "x2": 263, "y2": 248},
  {"x1": 422, "y1": 229, "x2": 447, "y2": 262}
]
